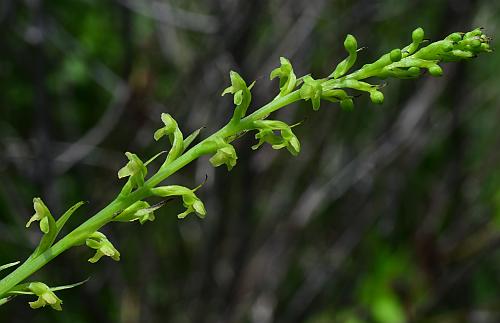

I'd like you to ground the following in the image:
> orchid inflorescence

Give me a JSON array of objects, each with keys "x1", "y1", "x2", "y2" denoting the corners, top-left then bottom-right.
[{"x1": 0, "y1": 27, "x2": 491, "y2": 310}]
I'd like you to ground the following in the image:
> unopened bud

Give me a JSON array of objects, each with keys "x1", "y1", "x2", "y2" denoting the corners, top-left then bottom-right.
[
  {"x1": 412, "y1": 27, "x2": 425, "y2": 44},
  {"x1": 344, "y1": 34, "x2": 357, "y2": 53},
  {"x1": 370, "y1": 90, "x2": 384, "y2": 104},
  {"x1": 390, "y1": 49, "x2": 402, "y2": 62},
  {"x1": 428, "y1": 65, "x2": 443, "y2": 77}
]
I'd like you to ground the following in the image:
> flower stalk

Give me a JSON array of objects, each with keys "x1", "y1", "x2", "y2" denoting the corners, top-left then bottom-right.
[{"x1": 0, "y1": 27, "x2": 491, "y2": 309}]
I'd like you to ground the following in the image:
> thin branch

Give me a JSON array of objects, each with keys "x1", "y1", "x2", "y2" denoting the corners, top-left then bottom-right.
[{"x1": 116, "y1": 0, "x2": 219, "y2": 34}]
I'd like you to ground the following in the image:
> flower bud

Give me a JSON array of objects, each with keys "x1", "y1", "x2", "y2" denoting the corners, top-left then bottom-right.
[
  {"x1": 330, "y1": 35, "x2": 358, "y2": 79},
  {"x1": 428, "y1": 65, "x2": 443, "y2": 77},
  {"x1": 412, "y1": 27, "x2": 424, "y2": 44},
  {"x1": 464, "y1": 28, "x2": 482, "y2": 38},
  {"x1": 470, "y1": 39, "x2": 481, "y2": 49},
  {"x1": 408, "y1": 66, "x2": 421, "y2": 77},
  {"x1": 451, "y1": 49, "x2": 474, "y2": 59},
  {"x1": 442, "y1": 42, "x2": 453, "y2": 52},
  {"x1": 480, "y1": 43, "x2": 490, "y2": 51},
  {"x1": 446, "y1": 32, "x2": 462, "y2": 42},
  {"x1": 344, "y1": 34, "x2": 357, "y2": 53},
  {"x1": 340, "y1": 98, "x2": 354, "y2": 111},
  {"x1": 389, "y1": 49, "x2": 402, "y2": 62},
  {"x1": 370, "y1": 90, "x2": 384, "y2": 104}
]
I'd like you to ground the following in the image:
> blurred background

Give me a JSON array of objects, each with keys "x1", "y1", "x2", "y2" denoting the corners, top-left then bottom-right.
[{"x1": 1, "y1": 0, "x2": 499, "y2": 322}]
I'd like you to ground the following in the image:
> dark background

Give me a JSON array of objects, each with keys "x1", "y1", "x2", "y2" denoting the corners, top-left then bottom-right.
[{"x1": 1, "y1": 0, "x2": 499, "y2": 322}]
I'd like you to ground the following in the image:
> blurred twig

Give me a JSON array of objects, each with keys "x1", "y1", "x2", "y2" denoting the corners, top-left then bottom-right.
[{"x1": 116, "y1": 0, "x2": 219, "y2": 33}]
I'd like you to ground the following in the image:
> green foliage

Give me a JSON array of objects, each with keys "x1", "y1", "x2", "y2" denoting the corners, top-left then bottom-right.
[{"x1": 0, "y1": 262, "x2": 20, "y2": 272}]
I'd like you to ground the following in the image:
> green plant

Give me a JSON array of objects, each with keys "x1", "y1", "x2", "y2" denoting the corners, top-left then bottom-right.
[{"x1": 0, "y1": 27, "x2": 491, "y2": 310}]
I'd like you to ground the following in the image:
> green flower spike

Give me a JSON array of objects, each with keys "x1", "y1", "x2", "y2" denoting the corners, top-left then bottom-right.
[
  {"x1": 270, "y1": 57, "x2": 297, "y2": 96},
  {"x1": 410, "y1": 28, "x2": 491, "y2": 62},
  {"x1": 151, "y1": 185, "x2": 206, "y2": 219},
  {"x1": 85, "y1": 232, "x2": 120, "y2": 263},
  {"x1": 117, "y1": 152, "x2": 147, "y2": 189},
  {"x1": 209, "y1": 138, "x2": 238, "y2": 171},
  {"x1": 25, "y1": 198, "x2": 52, "y2": 234},
  {"x1": 28, "y1": 282, "x2": 63, "y2": 311}
]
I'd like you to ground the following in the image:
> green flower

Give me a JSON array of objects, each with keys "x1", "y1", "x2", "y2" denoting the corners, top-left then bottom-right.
[
  {"x1": 299, "y1": 75, "x2": 323, "y2": 111},
  {"x1": 154, "y1": 113, "x2": 178, "y2": 141},
  {"x1": 210, "y1": 144, "x2": 237, "y2": 171},
  {"x1": 85, "y1": 232, "x2": 120, "y2": 263},
  {"x1": 118, "y1": 152, "x2": 147, "y2": 188},
  {"x1": 252, "y1": 120, "x2": 301, "y2": 156},
  {"x1": 151, "y1": 185, "x2": 206, "y2": 219},
  {"x1": 222, "y1": 71, "x2": 254, "y2": 121},
  {"x1": 179, "y1": 193, "x2": 206, "y2": 219},
  {"x1": 28, "y1": 282, "x2": 63, "y2": 311},
  {"x1": 25, "y1": 198, "x2": 52, "y2": 234},
  {"x1": 208, "y1": 137, "x2": 238, "y2": 171},
  {"x1": 270, "y1": 57, "x2": 297, "y2": 96},
  {"x1": 114, "y1": 201, "x2": 164, "y2": 224},
  {"x1": 252, "y1": 128, "x2": 282, "y2": 149}
]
